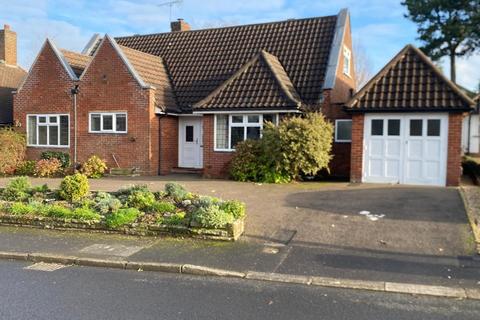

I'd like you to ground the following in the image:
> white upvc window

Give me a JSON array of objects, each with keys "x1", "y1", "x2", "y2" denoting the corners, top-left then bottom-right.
[
  {"x1": 335, "y1": 119, "x2": 352, "y2": 143},
  {"x1": 27, "y1": 114, "x2": 69, "y2": 147},
  {"x1": 89, "y1": 112, "x2": 127, "y2": 133},
  {"x1": 214, "y1": 114, "x2": 278, "y2": 151},
  {"x1": 343, "y1": 45, "x2": 351, "y2": 77}
]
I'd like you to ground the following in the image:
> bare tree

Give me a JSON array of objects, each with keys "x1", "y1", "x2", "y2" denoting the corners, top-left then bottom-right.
[{"x1": 353, "y1": 42, "x2": 373, "y2": 89}]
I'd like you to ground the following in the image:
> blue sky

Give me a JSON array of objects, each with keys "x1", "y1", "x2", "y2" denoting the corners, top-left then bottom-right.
[{"x1": 1, "y1": 0, "x2": 479, "y2": 91}]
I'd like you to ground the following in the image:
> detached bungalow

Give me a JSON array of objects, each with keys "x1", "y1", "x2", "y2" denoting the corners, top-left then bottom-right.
[{"x1": 12, "y1": 9, "x2": 473, "y2": 186}]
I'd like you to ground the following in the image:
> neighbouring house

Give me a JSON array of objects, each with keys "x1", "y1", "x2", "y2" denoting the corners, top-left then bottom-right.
[
  {"x1": 14, "y1": 9, "x2": 356, "y2": 177},
  {"x1": 345, "y1": 45, "x2": 475, "y2": 186},
  {"x1": 462, "y1": 94, "x2": 480, "y2": 155},
  {"x1": 0, "y1": 24, "x2": 27, "y2": 125}
]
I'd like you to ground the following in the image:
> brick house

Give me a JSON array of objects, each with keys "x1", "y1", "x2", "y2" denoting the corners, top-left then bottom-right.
[
  {"x1": 13, "y1": 9, "x2": 473, "y2": 186},
  {"x1": 0, "y1": 24, "x2": 27, "y2": 125},
  {"x1": 345, "y1": 45, "x2": 475, "y2": 186},
  {"x1": 14, "y1": 9, "x2": 356, "y2": 178}
]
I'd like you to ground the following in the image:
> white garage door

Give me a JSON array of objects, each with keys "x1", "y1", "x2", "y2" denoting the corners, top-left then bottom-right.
[{"x1": 363, "y1": 113, "x2": 448, "y2": 186}]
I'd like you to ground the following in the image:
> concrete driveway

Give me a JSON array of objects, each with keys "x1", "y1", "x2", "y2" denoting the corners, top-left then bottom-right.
[{"x1": 0, "y1": 175, "x2": 474, "y2": 257}]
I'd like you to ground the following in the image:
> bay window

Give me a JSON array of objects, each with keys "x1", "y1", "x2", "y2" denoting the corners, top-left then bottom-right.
[
  {"x1": 214, "y1": 114, "x2": 278, "y2": 151},
  {"x1": 89, "y1": 112, "x2": 127, "y2": 133},
  {"x1": 27, "y1": 114, "x2": 69, "y2": 147}
]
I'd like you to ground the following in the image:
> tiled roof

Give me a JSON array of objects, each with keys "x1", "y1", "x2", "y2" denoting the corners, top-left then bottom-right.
[
  {"x1": 61, "y1": 49, "x2": 92, "y2": 77},
  {"x1": 194, "y1": 50, "x2": 301, "y2": 111},
  {"x1": 119, "y1": 45, "x2": 178, "y2": 112},
  {"x1": 115, "y1": 15, "x2": 338, "y2": 110},
  {"x1": 346, "y1": 45, "x2": 474, "y2": 112},
  {"x1": 0, "y1": 61, "x2": 27, "y2": 89}
]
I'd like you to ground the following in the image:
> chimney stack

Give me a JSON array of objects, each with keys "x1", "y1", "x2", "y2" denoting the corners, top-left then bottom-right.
[
  {"x1": 171, "y1": 19, "x2": 190, "y2": 32},
  {"x1": 0, "y1": 24, "x2": 17, "y2": 65}
]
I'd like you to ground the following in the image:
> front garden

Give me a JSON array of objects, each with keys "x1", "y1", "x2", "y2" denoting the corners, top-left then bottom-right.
[{"x1": 0, "y1": 175, "x2": 245, "y2": 241}]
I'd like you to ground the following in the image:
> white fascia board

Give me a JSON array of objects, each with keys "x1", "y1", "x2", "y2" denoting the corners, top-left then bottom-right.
[
  {"x1": 323, "y1": 8, "x2": 348, "y2": 90},
  {"x1": 47, "y1": 38, "x2": 79, "y2": 81},
  {"x1": 82, "y1": 33, "x2": 101, "y2": 55},
  {"x1": 192, "y1": 109, "x2": 302, "y2": 114},
  {"x1": 104, "y1": 34, "x2": 149, "y2": 89}
]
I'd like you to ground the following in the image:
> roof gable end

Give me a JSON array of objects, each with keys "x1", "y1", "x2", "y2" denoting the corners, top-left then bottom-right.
[
  {"x1": 346, "y1": 44, "x2": 474, "y2": 112},
  {"x1": 193, "y1": 50, "x2": 302, "y2": 111}
]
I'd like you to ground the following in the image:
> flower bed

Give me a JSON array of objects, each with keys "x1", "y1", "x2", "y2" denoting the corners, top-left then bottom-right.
[{"x1": 0, "y1": 177, "x2": 245, "y2": 241}]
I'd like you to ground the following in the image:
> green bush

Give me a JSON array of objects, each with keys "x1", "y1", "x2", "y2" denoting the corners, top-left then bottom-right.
[
  {"x1": 59, "y1": 173, "x2": 90, "y2": 202},
  {"x1": 80, "y1": 155, "x2": 107, "y2": 178},
  {"x1": 0, "y1": 128, "x2": 26, "y2": 175},
  {"x1": 126, "y1": 189, "x2": 156, "y2": 211},
  {"x1": 150, "y1": 201, "x2": 176, "y2": 214},
  {"x1": 230, "y1": 113, "x2": 333, "y2": 182},
  {"x1": 41, "y1": 151, "x2": 70, "y2": 168},
  {"x1": 161, "y1": 211, "x2": 186, "y2": 225},
  {"x1": 5, "y1": 202, "x2": 38, "y2": 215},
  {"x1": 93, "y1": 192, "x2": 122, "y2": 214},
  {"x1": 30, "y1": 184, "x2": 50, "y2": 194},
  {"x1": 192, "y1": 196, "x2": 220, "y2": 209},
  {"x1": 463, "y1": 156, "x2": 480, "y2": 179},
  {"x1": 192, "y1": 205, "x2": 234, "y2": 229},
  {"x1": 44, "y1": 204, "x2": 72, "y2": 218},
  {"x1": 70, "y1": 207, "x2": 101, "y2": 222},
  {"x1": 2, "y1": 177, "x2": 31, "y2": 201},
  {"x1": 15, "y1": 161, "x2": 36, "y2": 176},
  {"x1": 164, "y1": 182, "x2": 187, "y2": 202},
  {"x1": 106, "y1": 208, "x2": 140, "y2": 228},
  {"x1": 34, "y1": 158, "x2": 62, "y2": 177},
  {"x1": 220, "y1": 200, "x2": 246, "y2": 219}
]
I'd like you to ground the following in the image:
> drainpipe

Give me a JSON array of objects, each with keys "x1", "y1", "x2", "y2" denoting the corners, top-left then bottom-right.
[
  {"x1": 467, "y1": 112, "x2": 472, "y2": 154},
  {"x1": 71, "y1": 85, "x2": 80, "y2": 170}
]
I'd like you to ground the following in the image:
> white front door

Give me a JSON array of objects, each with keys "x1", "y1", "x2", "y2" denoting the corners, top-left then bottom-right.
[
  {"x1": 363, "y1": 113, "x2": 448, "y2": 186},
  {"x1": 179, "y1": 117, "x2": 203, "y2": 168}
]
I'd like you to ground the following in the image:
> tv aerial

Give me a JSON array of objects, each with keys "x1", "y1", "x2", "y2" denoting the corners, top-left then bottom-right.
[{"x1": 158, "y1": 0, "x2": 183, "y2": 21}]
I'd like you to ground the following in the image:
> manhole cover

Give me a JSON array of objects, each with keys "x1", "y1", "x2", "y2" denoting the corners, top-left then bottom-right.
[
  {"x1": 24, "y1": 262, "x2": 68, "y2": 272},
  {"x1": 79, "y1": 244, "x2": 144, "y2": 257}
]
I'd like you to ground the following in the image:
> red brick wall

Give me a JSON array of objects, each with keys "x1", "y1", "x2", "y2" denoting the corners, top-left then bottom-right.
[
  {"x1": 349, "y1": 113, "x2": 364, "y2": 183},
  {"x1": 13, "y1": 41, "x2": 74, "y2": 161},
  {"x1": 76, "y1": 38, "x2": 157, "y2": 174},
  {"x1": 447, "y1": 113, "x2": 464, "y2": 186},
  {"x1": 202, "y1": 114, "x2": 234, "y2": 178},
  {"x1": 159, "y1": 115, "x2": 178, "y2": 175}
]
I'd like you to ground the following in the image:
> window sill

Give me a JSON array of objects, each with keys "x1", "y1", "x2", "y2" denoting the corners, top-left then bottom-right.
[
  {"x1": 334, "y1": 140, "x2": 352, "y2": 143},
  {"x1": 27, "y1": 145, "x2": 70, "y2": 148},
  {"x1": 213, "y1": 149, "x2": 235, "y2": 153},
  {"x1": 88, "y1": 131, "x2": 128, "y2": 135}
]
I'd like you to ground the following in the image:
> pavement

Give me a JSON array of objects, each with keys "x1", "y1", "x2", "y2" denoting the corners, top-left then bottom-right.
[
  {"x1": 1, "y1": 259, "x2": 480, "y2": 320},
  {"x1": 0, "y1": 175, "x2": 478, "y2": 297}
]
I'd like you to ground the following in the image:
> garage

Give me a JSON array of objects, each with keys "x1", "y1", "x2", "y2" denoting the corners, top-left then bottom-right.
[
  {"x1": 345, "y1": 45, "x2": 474, "y2": 187},
  {"x1": 363, "y1": 113, "x2": 448, "y2": 186}
]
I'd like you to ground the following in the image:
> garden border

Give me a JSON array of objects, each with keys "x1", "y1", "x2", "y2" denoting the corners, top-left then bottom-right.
[{"x1": 0, "y1": 214, "x2": 244, "y2": 241}]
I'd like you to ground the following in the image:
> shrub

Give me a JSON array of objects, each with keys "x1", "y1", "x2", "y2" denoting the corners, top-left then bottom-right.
[
  {"x1": 192, "y1": 205, "x2": 234, "y2": 229},
  {"x1": 230, "y1": 113, "x2": 333, "y2": 182},
  {"x1": 44, "y1": 204, "x2": 72, "y2": 218},
  {"x1": 71, "y1": 207, "x2": 101, "y2": 222},
  {"x1": 0, "y1": 128, "x2": 26, "y2": 175},
  {"x1": 126, "y1": 189, "x2": 156, "y2": 211},
  {"x1": 162, "y1": 211, "x2": 186, "y2": 225},
  {"x1": 5, "y1": 202, "x2": 37, "y2": 215},
  {"x1": 192, "y1": 196, "x2": 220, "y2": 209},
  {"x1": 41, "y1": 151, "x2": 70, "y2": 169},
  {"x1": 150, "y1": 201, "x2": 176, "y2": 214},
  {"x1": 93, "y1": 192, "x2": 122, "y2": 214},
  {"x1": 80, "y1": 155, "x2": 107, "y2": 178},
  {"x1": 106, "y1": 208, "x2": 140, "y2": 228},
  {"x1": 34, "y1": 158, "x2": 62, "y2": 177},
  {"x1": 164, "y1": 182, "x2": 187, "y2": 202},
  {"x1": 220, "y1": 200, "x2": 246, "y2": 219},
  {"x1": 30, "y1": 184, "x2": 50, "y2": 194},
  {"x1": 59, "y1": 173, "x2": 90, "y2": 202},
  {"x1": 15, "y1": 161, "x2": 36, "y2": 176},
  {"x1": 2, "y1": 177, "x2": 31, "y2": 201}
]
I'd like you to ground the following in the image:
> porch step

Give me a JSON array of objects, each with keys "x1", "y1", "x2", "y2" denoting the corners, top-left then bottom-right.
[{"x1": 170, "y1": 167, "x2": 203, "y2": 175}]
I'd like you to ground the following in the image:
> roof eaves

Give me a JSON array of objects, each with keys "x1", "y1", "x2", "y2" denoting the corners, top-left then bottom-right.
[{"x1": 323, "y1": 8, "x2": 348, "y2": 91}]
